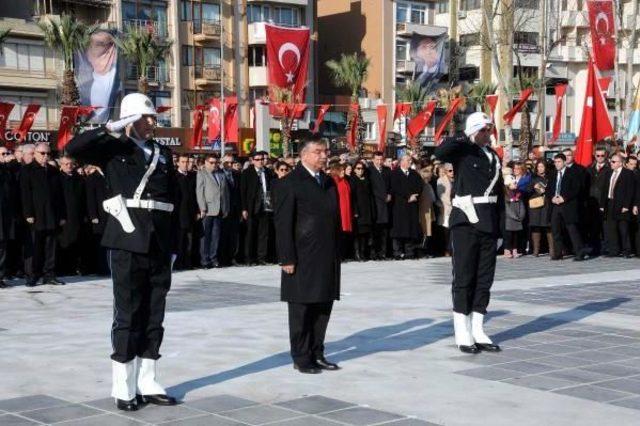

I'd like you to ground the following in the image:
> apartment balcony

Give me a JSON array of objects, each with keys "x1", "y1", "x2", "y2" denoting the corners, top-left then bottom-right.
[
  {"x1": 249, "y1": 66, "x2": 268, "y2": 87},
  {"x1": 56, "y1": 0, "x2": 112, "y2": 7},
  {"x1": 193, "y1": 19, "x2": 221, "y2": 43},
  {"x1": 194, "y1": 65, "x2": 221, "y2": 87},
  {"x1": 126, "y1": 64, "x2": 171, "y2": 85},
  {"x1": 396, "y1": 22, "x2": 448, "y2": 38},
  {"x1": 395, "y1": 59, "x2": 415, "y2": 74},
  {"x1": 123, "y1": 19, "x2": 170, "y2": 39},
  {"x1": 248, "y1": 21, "x2": 303, "y2": 45}
]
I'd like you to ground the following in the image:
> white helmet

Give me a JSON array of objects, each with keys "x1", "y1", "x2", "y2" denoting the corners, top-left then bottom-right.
[
  {"x1": 119, "y1": 93, "x2": 157, "y2": 119},
  {"x1": 464, "y1": 112, "x2": 493, "y2": 137}
]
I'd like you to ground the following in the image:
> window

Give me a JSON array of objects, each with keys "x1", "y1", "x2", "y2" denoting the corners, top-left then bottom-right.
[
  {"x1": 514, "y1": 32, "x2": 538, "y2": 46},
  {"x1": 459, "y1": 33, "x2": 480, "y2": 47},
  {"x1": 203, "y1": 47, "x2": 221, "y2": 67},
  {"x1": 515, "y1": 0, "x2": 539, "y2": 8},
  {"x1": 181, "y1": 45, "x2": 193, "y2": 66},
  {"x1": 364, "y1": 122, "x2": 377, "y2": 141},
  {"x1": 274, "y1": 7, "x2": 300, "y2": 27},
  {"x1": 460, "y1": 0, "x2": 481, "y2": 11},
  {"x1": 248, "y1": 4, "x2": 269, "y2": 23},
  {"x1": 249, "y1": 46, "x2": 266, "y2": 67},
  {"x1": 437, "y1": 1, "x2": 449, "y2": 14},
  {"x1": 148, "y1": 91, "x2": 171, "y2": 127},
  {"x1": 396, "y1": 40, "x2": 409, "y2": 60},
  {"x1": 396, "y1": 3, "x2": 408, "y2": 22},
  {"x1": 122, "y1": 1, "x2": 169, "y2": 38},
  {"x1": 396, "y1": 2, "x2": 427, "y2": 24},
  {"x1": 182, "y1": 90, "x2": 196, "y2": 109},
  {"x1": 410, "y1": 4, "x2": 426, "y2": 24},
  {"x1": 202, "y1": 2, "x2": 221, "y2": 23},
  {"x1": 0, "y1": 42, "x2": 45, "y2": 73},
  {"x1": 250, "y1": 87, "x2": 267, "y2": 103},
  {"x1": 2, "y1": 95, "x2": 46, "y2": 126},
  {"x1": 180, "y1": 0, "x2": 192, "y2": 21}
]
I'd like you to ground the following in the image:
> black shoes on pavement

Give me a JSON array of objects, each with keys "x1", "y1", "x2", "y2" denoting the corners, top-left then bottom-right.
[
  {"x1": 137, "y1": 394, "x2": 178, "y2": 406},
  {"x1": 294, "y1": 357, "x2": 341, "y2": 374}
]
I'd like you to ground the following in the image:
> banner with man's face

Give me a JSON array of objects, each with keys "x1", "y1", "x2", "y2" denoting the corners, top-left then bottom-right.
[
  {"x1": 410, "y1": 34, "x2": 445, "y2": 87},
  {"x1": 75, "y1": 29, "x2": 120, "y2": 123}
]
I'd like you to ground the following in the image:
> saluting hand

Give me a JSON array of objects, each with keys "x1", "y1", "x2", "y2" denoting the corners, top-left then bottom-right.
[{"x1": 282, "y1": 264, "x2": 295, "y2": 274}]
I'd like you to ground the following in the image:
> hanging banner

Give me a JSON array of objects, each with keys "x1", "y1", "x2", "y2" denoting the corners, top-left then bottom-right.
[
  {"x1": 56, "y1": 106, "x2": 80, "y2": 151},
  {"x1": 190, "y1": 105, "x2": 206, "y2": 149},
  {"x1": 485, "y1": 94, "x2": 499, "y2": 142},
  {"x1": 376, "y1": 105, "x2": 388, "y2": 152},
  {"x1": 393, "y1": 102, "x2": 412, "y2": 122},
  {"x1": 434, "y1": 97, "x2": 463, "y2": 143},
  {"x1": 14, "y1": 104, "x2": 41, "y2": 143},
  {"x1": 311, "y1": 104, "x2": 331, "y2": 134},
  {"x1": 410, "y1": 33, "x2": 446, "y2": 87},
  {"x1": 207, "y1": 98, "x2": 222, "y2": 143},
  {"x1": 503, "y1": 88, "x2": 533, "y2": 125},
  {"x1": 587, "y1": 0, "x2": 615, "y2": 71},
  {"x1": 0, "y1": 102, "x2": 15, "y2": 143},
  {"x1": 347, "y1": 103, "x2": 359, "y2": 150},
  {"x1": 627, "y1": 87, "x2": 640, "y2": 144},
  {"x1": 407, "y1": 100, "x2": 437, "y2": 141},
  {"x1": 265, "y1": 24, "x2": 310, "y2": 105},
  {"x1": 552, "y1": 83, "x2": 568, "y2": 143},
  {"x1": 224, "y1": 96, "x2": 239, "y2": 144}
]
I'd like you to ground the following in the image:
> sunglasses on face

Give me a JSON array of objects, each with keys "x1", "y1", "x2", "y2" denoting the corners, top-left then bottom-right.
[
  {"x1": 1, "y1": 152, "x2": 10, "y2": 156},
  {"x1": 595, "y1": 154, "x2": 606, "y2": 158},
  {"x1": 208, "y1": 161, "x2": 217, "y2": 165},
  {"x1": 355, "y1": 167, "x2": 363, "y2": 170},
  {"x1": 446, "y1": 170, "x2": 453, "y2": 173},
  {"x1": 36, "y1": 151, "x2": 50, "y2": 156},
  {"x1": 278, "y1": 168, "x2": 289, "y2": 172},
  {"x1": 253, "y1": 157, "x2": 264, "y2": 161}
]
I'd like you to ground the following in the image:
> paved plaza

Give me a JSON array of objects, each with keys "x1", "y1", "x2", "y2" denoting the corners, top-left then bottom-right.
[{"x1": 1, "y1": 256, "x2": 639, "y2": 425}]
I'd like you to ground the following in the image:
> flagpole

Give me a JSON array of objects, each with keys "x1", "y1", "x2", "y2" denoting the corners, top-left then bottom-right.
[
  {"x1": 219, "y1": 7, "x2": 226, "y2": 156},
  {"x1": 611, "y1": 0, "x2": 623, "y2": 143},
  {"x1": 624, "y1": 0, "x2": 639, "y2": 137}
]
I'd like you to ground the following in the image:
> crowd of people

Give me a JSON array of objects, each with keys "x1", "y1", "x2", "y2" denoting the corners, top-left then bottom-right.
[{"x1": 0, "y1": 140, "x2": 639, "y2": 288}]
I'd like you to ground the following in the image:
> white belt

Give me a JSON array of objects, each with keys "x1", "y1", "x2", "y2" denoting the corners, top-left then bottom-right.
[
  {"x1": 454, "y1": 195, "x2": 498, "y2": 204},
  {"x1": 125, "y1": 199, "x2": 174, "y2": 212}
]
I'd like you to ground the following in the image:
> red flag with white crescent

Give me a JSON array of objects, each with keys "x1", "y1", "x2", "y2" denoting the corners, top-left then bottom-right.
[
  {"x1": 552, "y1": 83, "x2": 568, "y2": 143},
  {"x1": 377, "y1": 105, "x2": 388, "y2": 152},
  {"x1": 407, "y1": 101, "x2": 437, "y2": 141},
  {"x1": 393, "y1": 103, "x2": 412, "y2": 122},
  {"x1": 0, "y1": 102, "x2": 15, "y2": 143},
  {"x1": 57, "y1": 106, "x2": 81, "y2": 151},
  {"x1": 207, "y1": 98, "x2": 222, "y2": 142},
  {"x1": 434, "y1": 98, "x2": 463, "y2": 144},
  {"x1": 224, "y1": 96, "x2": 239, "y2": 144},
  {"x1": 311, "y1": 104, "x2": 331, "y2": 134},
  {"x1": 587, "y1": 0, "x2": 616, "y2": 71},
  {"x1": 503, "y1": 88, "x2": 533, "y2": 125},
  {"x1": 598, "y1": 76, "x2": 611, "y2": 95},
  {"x1": 190, "y1": 105, "x2": 206, "y2": 149},
  {"x1": 14, "y1": 104, "x2": 41, "y2": 143},
  {"x1": 265, "y1": 24, "x2": 310, "y2": 103},
  {"x1": 347, "y1": 103, "x2": 359, "y2": 150}
]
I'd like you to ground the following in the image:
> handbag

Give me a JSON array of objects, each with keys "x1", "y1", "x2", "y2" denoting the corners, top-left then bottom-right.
[{"x1": 528, "y1": 196, "x2": 544, "y2": 209}]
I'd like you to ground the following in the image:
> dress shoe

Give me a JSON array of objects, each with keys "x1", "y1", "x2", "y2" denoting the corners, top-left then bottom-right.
[
  {"x1": 211, "y1": 261, "x2": 220, "y2": 268},
  {"x1": 624, "y1": 253, "x2": 635, "y2": 259},
  {"x1": 458, "y1": 344, "x2": 480, "y2": 354},
  {"x1": 293, "y1": 364, "x2": 322, "y2": 374},
  {"x1": 257, "y1": 260, "x2": 269, "y2": 266},
  {"x1": 137, "y1": 394, "x2": 177, "y2": 406},
  {"x1": 476, "y1": 342, "x2": 501, "y2": 352},
  {"x1": 315, "y1": 357, "x2": 340, "y2": 370},
  {"x1": 25, "y1": 279, "x2": 38, "y2": 287},
  {"x1": 550, "y1": 255, "x2": 562, "y2": 261},
  {"x1": 44, "y1": 277, "x2": 65, "y2": 285},
  {"x1": 116, "y1": 398, "x2": 138, "y2": 411},
  {"x1": 573, "y1": 253, "x2": 589, "y2": 262}
]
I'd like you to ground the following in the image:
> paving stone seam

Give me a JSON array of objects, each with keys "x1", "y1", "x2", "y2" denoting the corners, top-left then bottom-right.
[
  {"x1": 50, "y1": 411, "x2": 115, "y2": 425},
  {"x1": 3, "y1": 411, "x2": 48, "y2": 425}
]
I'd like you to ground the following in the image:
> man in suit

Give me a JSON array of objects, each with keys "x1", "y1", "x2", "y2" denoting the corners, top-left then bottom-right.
[
  {"x1": 220, "y1": 154, "x2": 242, "y2": 266},
  {"x1": 0, "y1": 147, "x2": 18, "y2": 288},
  {"x1": 67, "y1": 93, "x2": 178, "y2": 411},
  {"x1": 585, "y1": 147, "x2": 610, "y2": 255},
  {"x1": 58, "y1": 156, "x2": 86, "y2": 276},
  {"x1": 435, "y1": 112, "x2": 503, "y2": 354},
  {"x1": 196, "y1": 154, "x2": 229, "y2": 268},
  {"x1": 563, "y1": 147, "x2": 589, "y2": 250},
  {"x1": 175, "y1": 154, "x2": 199, "y2": 270},
  {"x1": 85, "y1": 164, "x2": 109, "y2": 275},
  {"x1": 547, "y1": 153, "x2": 589, "y2": 261},
  {"x1": 390, "y1": 155, "x2": 423, "y2": 260},
  {"x1": 240, "y1": 151, "x2": 274, "y2": 265},
  {"x1": 20, "y1": 143, "x2": 67, "y2": 287},
  {"x1": 369, "y1": 151, "x2": 392, "y2": 259},
  {"x1": 600, "y1": 154, "x2": 635, "y2": 257},
  {"x1": 275, "y1": 138, "x2": 341, "y2": 374}
]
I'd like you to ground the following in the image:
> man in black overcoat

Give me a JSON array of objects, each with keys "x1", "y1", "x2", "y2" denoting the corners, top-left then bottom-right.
[
  {"x1": 547, "y1": 153, "x2": 589, "y2": 261},
  {"x1": 175, "y1": 154, "x2": 199, "y2": 270},
  {"x1": 585, "y1": 147, "x2": 610, "y2": 255},
  {"x1": 0, "y1": 148, "x2": 18, "y2": 288},
  {"x1": 221, "y1": 155, "x2": 242, "y2": 265},
  {"x1": 58, "y1": 156, "x2": 86, "y2": 276},
  {"x1": 85, "y1": 164, "x2": 109, "y2": 275},
  {"x1": 599, "y1": 154, "x2": 635, "y2": 257},
  {"x1": 434, "y1": 112, "x2": 503, "y2": 354},
  {"x1": 274, "y1": 138, "x2": 341, "y2": 374},
  {"x1": 66, "y1": 93, "x2": 178, "y2": 411},
  {"x1": 369, "y1": 151, "x2": 392, "y2": 259},
  {"x1": 20, "y1": 143, "x2": 66, "y2": 287},
  {"x1": 390, "y1": 155, "x2": 423, "y2": 259}
]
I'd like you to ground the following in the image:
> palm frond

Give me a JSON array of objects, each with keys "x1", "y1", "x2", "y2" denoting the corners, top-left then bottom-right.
[
  {"x1": 325, "y1": 53, "x2": 370, "y2": 99},
  {"x1": 38, "y1": 14, "x2": 94, "y2": 71},
  {"x1": 0, "y1": 28, "x2": 11, "y2": 46},
  {"x1": 468, "y1": 81, "x2": 497, "y2": 112},
  {"x1": 116, "y1": 26, "x2": 173, "y2": 80}
]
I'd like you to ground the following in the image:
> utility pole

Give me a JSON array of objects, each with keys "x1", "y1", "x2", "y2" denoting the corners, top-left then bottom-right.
[
  {"x1": 612, "y1": 0, "x2": 624, "y2": 141},
  {"x1": 219, "y1": 2, "x2": 226, "y2": 156},
  {"x1": 238, "y1": 0, "x2": 250, "y2": 128},
  {"x1": 538, "y1": 0, "x2": 547, "y2": 146},
  {"x1": 624, "y1": 0, "x2": 639, "y2": 138}
]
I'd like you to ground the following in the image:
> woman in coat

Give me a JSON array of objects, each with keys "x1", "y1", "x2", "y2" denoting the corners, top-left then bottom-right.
[
  {"x1": 528, "y1": 160, "x2": 554, "y2": 256},
  {"x1": 418, "y1": 165, "x2": 436, "y2": 256},
  {"x1": 503, "y1": 163, "x2": 526, "y2": 258},
  {"x1": 436, "y1": 163, "x2": 454, "y2": 256},
  {"x1": 349, "y1": 160, "x2": 375, "y2": 261}
]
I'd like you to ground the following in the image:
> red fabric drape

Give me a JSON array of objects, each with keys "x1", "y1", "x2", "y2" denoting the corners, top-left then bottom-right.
[{"x1": 333, "y1": 176, "x2": 352, "y2": 232}]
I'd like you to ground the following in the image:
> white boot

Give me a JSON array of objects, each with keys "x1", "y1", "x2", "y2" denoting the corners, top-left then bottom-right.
[
  {"x1": 453, "y1": 312, "x2": 474, "y2": 347},
  {"x1": 137, "y1": 358, "x2": 167, "y2": 396},
  {"x1": 112, "y1": 360, "x2": 137, "y2": 401},
  {"x1": 471, "y1": 312, "x2": 493, "y2": 344}
]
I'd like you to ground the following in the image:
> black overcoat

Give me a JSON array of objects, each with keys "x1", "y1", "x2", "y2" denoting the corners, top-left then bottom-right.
[
  {"x1": 240, "y1": 165, "x2": 274, "y2": 216},
  {"x1": 59, "y1": 171, "x2": 86, "y2": 248},
  {"x1": 349, "y1": 175, "x2": 375, "y2": 234},
  {"x1": 176, "y1": 171, "x2": 199, "y2": 229},
  {"x1": 85, "y1": 170, "x2": 108, "y2": 234},
  {"x1": 274, "y1": 165, "x2": 340, "y2": 304},
  {"x1": 389, "y1": 168, "x2": 423, "y2": 239},
  {"x1": 546, "y1": 167, "x2": 582, "y2": 224},
  {"x1": 368, "y1": 165, "x2": 391, "y2": 224},
  {"x1": 0, "y1": 163, "x2": 18, "y2": 241},
  {"x1": 600, "y1": 168, "x2": 635, "y2": 221},
  {"x1": 20, "y1": 162, "x2": 66, "y2": 232}
]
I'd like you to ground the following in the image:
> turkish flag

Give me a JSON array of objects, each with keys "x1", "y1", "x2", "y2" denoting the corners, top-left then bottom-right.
[
  {"x1": 56, "y1": 106, "x2": 80, "y2": 151},
  {"x1": 407, "y1": 101, "x2": 436, "y2": 141},
  {"x1": 575, "y1": 60, "x2": 614, "y2": 166},
  {"x1": 377, "y1": 105, "x2": 388, "y2": 152},
  {"x1": 265, "y1": 24, "x2": 310, "y2": 103},
  {"x1": 0, "y1": 102, "x2": 15, "y2": 143},
  {"x1": 311, "y1": 104, "x2": 331, "y2": 134},
  {"x1": 552, "y1": 84, "x2": 568, "y2": 143},
  {"x1": 434, "y1": 98, "x2": 463, "y2": 144},
  {"x1": 587, "y1": 0, "x2": 615, "y2": 71},
  {"x1": 346, "y1": 103, "x2": 359, "y2": 150},
  {"x1": 393, "y1": 103, "x2": 412, "y2": 122},
  {"x1": 14, "y1": 104, "x2": 41, "y2": 143},
  {"x1": 598, "y1": 76, "x2": 611, "y2": 95},
  {"x1": 503, "y1": 88, "x2": 533, "y2": 125},
  {"x1": 486, "y1": 94, "x2": 499, "y2": 142},
  {"x1": 77, "y1": 105, "x2": 98, "y2": 117},
  {"x1": 190, "y1": 105, "x2": 206, "y2": 149},
  {"x1": 224, "y1": 96, "x2": 239, "y2": 144},
  {"x1": 207, "y1": 98, "x2": 222, "y2": 142}
]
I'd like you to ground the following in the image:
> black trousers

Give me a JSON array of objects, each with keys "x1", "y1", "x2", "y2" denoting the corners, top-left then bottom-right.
[
  {"x1": 585, "y1": 198, "x2": 604, "y2": 254},
  {"x1": 551, "y1": 208, "x2": 584, "y2": 257},
  {"x1": 605, "y1": 202, "x2": 631, "y2": 256},
  {"x1": 288, "y1": 301, "x2": 333, "y2": 366},
  {"x1": 25, "y1": 229, "x2": 57, "y2": 281},
  {"x1": 451, "y1": 225, "x2": 497, "y2": 315},
  {"x1": 175, "y1": 228, "x2": 193, "y2": 270},
  {"x1": 371, "y1": 223, "x2": 388, "y2": 258},
  {"x1": 0, "y1": 239, "x2": 6, "y2": 280},
  {"x1": 392, "y1": 238, "x2": 417, "y2": 257},
  {"x1": 220, "y1": 214, "x2": 240, "y2": 264},
  {"x1": 109, "y1": 236, "x2": 171, "y2": 363},
  {"x1": 57, "y1": 241, "x2": 81, "y2": 276},
  {"x1": 245, "y1": 212, "x2": 270, "y2": 263}
]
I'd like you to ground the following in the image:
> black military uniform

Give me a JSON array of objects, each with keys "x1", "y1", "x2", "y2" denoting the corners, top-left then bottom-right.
[{"x1": 85, "y1": 168, "x2": 109, "y2": 275}]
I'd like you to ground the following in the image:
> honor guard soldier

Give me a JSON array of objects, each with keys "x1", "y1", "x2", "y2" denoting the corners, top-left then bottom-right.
[
  {"x1": 66, "y1": 93, "x2": 178, "y2": 411},
  {"x1": 434, "y1": 112, "x2": 503, "y2": 354}
]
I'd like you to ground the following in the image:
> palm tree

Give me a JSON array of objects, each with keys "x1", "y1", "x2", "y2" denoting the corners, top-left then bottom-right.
[
  {"x1": 326, "y1": 53, "x2": 370, "y2": 155},
  {"x1": 116, "y1": 26, "x2": 173, "y2": 94},
  {"x1": 38, "y1": 15, "x2": 95, "y2": 105},
  {"x1": 468, "y1": 81, "x2": 497, "y2": 113},
  {"x1": 270, "y1": 85, "x2": 295, "y2": 157},
  {"x1": 396, "y1": 80, "x2": 431, "y2": 118},
  {"x1": 436, "y1": 84, "x2": 467, "y2": 137}
]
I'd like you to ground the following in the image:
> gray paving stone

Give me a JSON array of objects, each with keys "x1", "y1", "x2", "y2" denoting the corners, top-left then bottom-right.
[
  {"x1": 609, "y1": 397, "x2": 640, "y2": 410},
  {"x1": 19, "y1": 404, "x2": 102, "y2": 424},
  {"x1": 275, "y1": 396, "x2": 356, "y2": 414},
  {"x1": 547, "y1": 329, "x2": 602, "y2": 338},
  {"x1": 553, "y1": 385, "x2": 633, "y2": 402},
  {"x1": 0, "y1": 395, "x2": 70, "y2": 413},
  {"x1": 502, "y1": 375, "x2": 579, "y2": 391},
  {"x1": 53, "y1": 413, "x2": 146, "y2": 425},
  {"x1": 158, "y1": 413, "x2": 248, "y2": 426},
  {"x1": 594, "y1": 378, "x2": 640, "y2": 394},
  {"x1": 531, "y1": 355, "x2": 589, "y2": 368},
  {"x1": 496, "y1": 361, "x2": 560, "y2": 374},
  {"x1": 581, "y1": 363, "x2": 640, "y2": 377},
  {"x1": 588, "y1": 334, "x2": 640, "y2": 345},
  {"x1": 0, "y1": 414, "x2": 40, "y2": 425},
  {"x1": 568, "y1": 350, "x2": 635, "y2": 363},
  {"x1": 119, "y1": 404, "x2": 207, "y2": 424},
  {"x1": 594, "y1": 345, "x2": 640, "y2": 357},
  {"x1": 185, "y1": 395, "x2": 259, "y2": 413},
  {"x1": 541, "y1": 368, "x2": 615, "y2": 384},
  {"x1": 267, "y1": 416, "x2": 344, "y2": 426},
  {"x1": 526, "y1": 343, "x2": 584, "y2": 355},
  {"x1": 382, "y1": 419, "x2": 441, "y2": 426},
  {"x1": 319, "y1": 407, "x2": 405, "y2": 425},
  {"x1": 218, "y1": 405, "x2": 303, "y2": 425},
  {"x1": 456, "y1": 367, "x2": 522, "y2": 381}
]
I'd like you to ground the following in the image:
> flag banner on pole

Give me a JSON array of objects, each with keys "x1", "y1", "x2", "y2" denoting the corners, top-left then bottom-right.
[
  {"x1": 598, "y1": 77, "x2": 612, "y2": 95},
  {"x1": 407, "y1": 100, "x2": 436, "y2": 141},
  {"x1": 377, "y1": 105, "x2": 388, "y2": 152},
  {"x1": 393, "y1": 103, "x2": 412, "y2": 122},
  {"x1": 485, "y1": 94, "x2": 499, "y2": 142},
  {"x1": 224, "y1": 96, "x2": 239, "y2": 144},
  {"x1": 311, "y1": 104, "x2": 331, "y2": 134},
  {"x1": 587, "y1": 0, "x2": 616, "y2": 71},
  {"x1": 190, "y1": 105, "x2": 206, "y2": 149},
  {"x1": 347, "y1": 103, "x2": 359, "y2": 149},
  {"x1": 14, "y1": 104, "x2": 41, "y2": 143},
  {"x1": 434, "y1": 97, "x2": 463, "y2": 144},
  {"x1": 57, "y1": 106, "x2": 79, "y2": 151},
  {"x1": 552, "y1": 83, "x2": 568, "y2": 143},
  {"x1": 265, "y1": 24, "x2": 310, "y2": 105},
  {"x1": 207, "y1": 98, "x2": 222, "y2": 142},
  {"x1": 575, "y1": 60, "x2": 614, "y2": 166},
  {"x1": 503, "y1": 88, "x2": 533, "y2": 125},
  {"x1": 0, "y1": 102, "x2": 15, "y2": 142},
  {"x1": 626, "y1": 86, "x2": 640, "y2": 144}
]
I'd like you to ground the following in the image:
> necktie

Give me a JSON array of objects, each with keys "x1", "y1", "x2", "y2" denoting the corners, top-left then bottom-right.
[
  {"x1": 315, "y1": 172, "x2": 322, "y2": 185},
  {"x1": 555, "y1": 171, "x2": 562, "y2": 196},
  {"x1": 212, "y1": 171, "x2": 219, "y2": 185},
  {"x1": 609, "y1": 170, "x2": 619, "y2": 199}
]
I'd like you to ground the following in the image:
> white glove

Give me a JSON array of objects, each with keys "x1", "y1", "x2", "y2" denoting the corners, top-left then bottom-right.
[{"x1": 106, "y1": 114, "x2": 142, "y2": 134}]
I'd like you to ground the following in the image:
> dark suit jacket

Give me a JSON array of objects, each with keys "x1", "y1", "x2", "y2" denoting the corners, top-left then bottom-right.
[
  {"x1": 85, "y1": 170, "x2": 108, "y2": 234},
  {"x1": 59, "y1": 171, "x2": 86, "y2": 248},
  {"x1": 368, "y1": 165, "x2": 391, "y2": 224},
  {"x1": 224, "y1": 169, "x2": 242, "y2": 217},
  {"x1": 240, "y1": 165, "x2": 274, "y2": 216},
  {"x1": 600, "y1": 168, "x2": 635, "y2": 220},
  {"x1": 20, "y1": 162, "x2": 66, "y2": 232},
  {"x1": 66, "y1": 127, "x2": 178, "y2": 255},
  {"x1": 389, "y1": 168, "x2": 423, "y2": 239},
  {"x1": 0, "y1": 163, "x2": 18, "y2": 241},
  {"x1": 274, "y1": 165, "x2": 340, "y2": 304},
  {"x1": 546, "y1": 166, "x2": 582, "y2": 224},
  {"x1": 176, "y1": 171, "x2": 199, "y2": 229}
]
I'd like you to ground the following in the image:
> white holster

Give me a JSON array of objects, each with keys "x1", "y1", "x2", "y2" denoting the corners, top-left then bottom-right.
[
  {"x1": 103, "y1": 194, "x2": 135, "y2": 233},
  {"x1": 452, "y1": 195, "x2": 479, "y2": 224}
]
